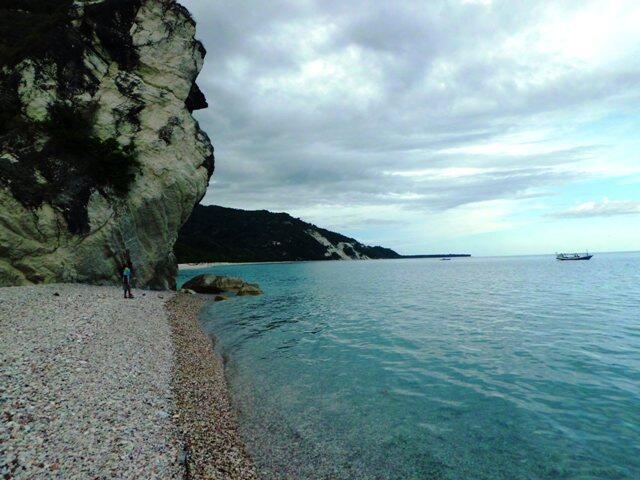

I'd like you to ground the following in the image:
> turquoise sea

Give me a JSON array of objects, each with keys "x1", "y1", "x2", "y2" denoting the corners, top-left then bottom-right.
[{"x1": 178, "y1": 253, "x2": 640, "y2": 479}]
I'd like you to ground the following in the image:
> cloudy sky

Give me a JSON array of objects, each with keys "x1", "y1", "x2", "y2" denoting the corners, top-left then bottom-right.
[{"x1": 181, "y1": 0, "x2": 640, "y2": 256}]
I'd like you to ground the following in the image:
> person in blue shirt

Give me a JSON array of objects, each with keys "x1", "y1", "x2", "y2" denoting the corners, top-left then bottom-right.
[{"x1": 122, "y1": 266, "x2": 133, "y2": 299}]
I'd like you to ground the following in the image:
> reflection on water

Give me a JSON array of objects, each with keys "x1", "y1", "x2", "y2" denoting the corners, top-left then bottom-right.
[{"x1": 179, "y1": 253, "x2": 640, "y2": 479}]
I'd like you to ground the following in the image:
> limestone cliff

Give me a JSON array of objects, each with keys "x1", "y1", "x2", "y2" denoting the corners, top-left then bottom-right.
[{"x1": 0, "y1": 0, "x2": 213, "y2": 289}]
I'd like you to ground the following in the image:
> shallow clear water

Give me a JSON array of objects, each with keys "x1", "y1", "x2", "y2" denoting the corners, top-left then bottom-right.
[{"x1": 178, "y1": 253, "x2": 640, "y2": 479}]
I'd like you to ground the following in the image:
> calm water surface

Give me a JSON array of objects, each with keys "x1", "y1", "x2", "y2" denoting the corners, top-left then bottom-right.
[{"x1": 178, "y1": 253, "x2": 640, "y2": 479}]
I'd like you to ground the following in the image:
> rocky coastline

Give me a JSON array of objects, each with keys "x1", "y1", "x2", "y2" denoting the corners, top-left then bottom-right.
[{"x1": 0, "y1": 284, "x2": 256, "y2": 479}]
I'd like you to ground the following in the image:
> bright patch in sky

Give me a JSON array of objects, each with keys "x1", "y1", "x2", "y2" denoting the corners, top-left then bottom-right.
[
  {"x1": 553, "y1": 198, "x2": 640, "y2": 218},
  {"x1": 182, "y1": 0, "x2": 640, "y2": 255}
]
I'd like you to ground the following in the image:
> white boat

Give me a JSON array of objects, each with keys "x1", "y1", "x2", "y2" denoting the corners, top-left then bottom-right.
[{"x1": 556, "y1": 252, "x2": 593, "y2": 261}]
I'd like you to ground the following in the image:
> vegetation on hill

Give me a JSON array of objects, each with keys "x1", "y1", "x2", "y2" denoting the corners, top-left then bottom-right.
[{"x1": 175, "y1": 205, "x2": 401, "y2": 263}]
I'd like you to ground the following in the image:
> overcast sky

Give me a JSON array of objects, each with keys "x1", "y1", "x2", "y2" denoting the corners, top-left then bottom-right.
[{"x1": 181, "y1": 0, "x2": 640, "y2": 255}]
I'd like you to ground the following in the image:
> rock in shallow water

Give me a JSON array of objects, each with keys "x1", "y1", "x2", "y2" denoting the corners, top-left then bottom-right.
[
  {"x1": 236, "y1": 284, "x2": 263, "y2": 296},
  {"x1": 182, "y1": 274, "x2": 263, "y2": 296}
]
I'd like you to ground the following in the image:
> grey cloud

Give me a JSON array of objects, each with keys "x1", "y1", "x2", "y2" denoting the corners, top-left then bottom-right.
[{"x1": 182, "y1": 0, "x2": 640, "y2": 218}]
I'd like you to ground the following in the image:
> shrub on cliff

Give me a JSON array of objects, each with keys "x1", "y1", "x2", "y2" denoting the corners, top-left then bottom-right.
[
  {"x1": 44, "y1": 103, "x2": 140, "y2": 197},
  {"x1": 0, "y1": 103, "x2": 140, "y2": 234},
  {"x1": 0, "y1": 0, "x2": 75, "y2": 68}
]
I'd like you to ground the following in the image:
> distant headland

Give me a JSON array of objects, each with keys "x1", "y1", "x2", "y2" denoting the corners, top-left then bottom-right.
[{"x1": 176, "y1": 204, "x2": 470, "y2": 264}]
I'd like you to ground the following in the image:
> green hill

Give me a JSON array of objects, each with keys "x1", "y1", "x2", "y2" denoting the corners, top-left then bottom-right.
[{"x1": 175, "y1": 205, "x2": 401, "y2": 263}]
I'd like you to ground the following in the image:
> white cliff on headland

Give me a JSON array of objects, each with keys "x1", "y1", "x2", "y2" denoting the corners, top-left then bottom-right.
[{"x1": 0, "y1": 0, "x2": 214, "y2": 289}]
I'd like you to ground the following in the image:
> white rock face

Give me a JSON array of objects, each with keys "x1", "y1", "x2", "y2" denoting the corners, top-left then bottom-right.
[
  {"x1": 306, "y1": 229, "x2": 371, "y2": 260},
  {"x1": 0, "y1": 0, "x2": 213, "y2": 289}
]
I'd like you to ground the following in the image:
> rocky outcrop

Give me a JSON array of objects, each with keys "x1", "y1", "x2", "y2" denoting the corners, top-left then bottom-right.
[
  {"x1": 182, "y1": 275, "x2": 263, "y2": 296},
  {"x1": 0, "y1": 0, "x2": 213, "y2": 289}
]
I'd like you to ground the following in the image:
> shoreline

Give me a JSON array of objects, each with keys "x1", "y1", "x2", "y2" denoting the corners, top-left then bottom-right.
[
  {"x1": 178, "y1": 255, "x2": 475, "y2": 271},
  {"x1": 166, "y1": 293, "x2": 257, "y2": 479},
  {"x1": 178, "y1": 258, "x2": 390, "y2": 270},
  {"x1": 1, "y1": 284, "x2": 256, "y2": 479},
  {"x1": 178, "y1": 260, "x2": 300, "y2": 270}
]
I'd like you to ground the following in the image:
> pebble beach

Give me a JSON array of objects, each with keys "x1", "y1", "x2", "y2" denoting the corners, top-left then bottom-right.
[{"x1": 0, "y1": 284, "x2": 256, "y2": 479}]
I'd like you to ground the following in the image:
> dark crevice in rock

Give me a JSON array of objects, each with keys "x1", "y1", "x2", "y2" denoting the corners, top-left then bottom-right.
[
  {"x1": 63, "y1": 186, "x2": 93, "y2": 235},
  {"x1": 201, "y1": 153, "x2": 215, "y2": 178},
  {"x1": 159, "y1": 116, "x2": 181, "y2": 144},
  {"x1": 125, "y1": 103, "x2": 145, "y2": 129},
  {"x1": 82, "y1": 0, "x2": 144, "y2": 71},
  {"x1": 185, "y1": 82, "x2": 207, "y2": 112},
  {"x1": 0, "y1": 72, "x2": 22, "y2": 135},
  {"x1": 113, "y1": 103, "x2": 144, "y2": 134},
  {"x1": 114, "y1": 72, "x2": 144, "y2": 131},
  {"x1": 193, "y1": 126, "x2": 214, "y2": 178},
  {"x1": 114, "y1": 72, "x2": 142, "y2": 97},
  {"x1": 194, "y1": 40, "x2": 207, "y2": 61}
]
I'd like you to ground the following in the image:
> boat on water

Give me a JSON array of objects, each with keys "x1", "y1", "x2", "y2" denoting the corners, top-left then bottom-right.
[
  {"x1": 440, "y1": 258, "x2": 451, "y2": 261},
  {"x1": 556, "y1": 252, "x2": 593, "y2": 261}
]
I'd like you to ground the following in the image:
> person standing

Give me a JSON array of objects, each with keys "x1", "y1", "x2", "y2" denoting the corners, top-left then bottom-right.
[{"x1": 122, "y1": 265, "x2": 133, "y2": 299}]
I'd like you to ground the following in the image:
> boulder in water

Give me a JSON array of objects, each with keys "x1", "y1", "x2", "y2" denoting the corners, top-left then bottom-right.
[
  {"x1": 182, "y1": 274, "x2": 261, "y2": 295},
  {"x1": 236, "y1": 284, "x2": 263, "y2": 296}
]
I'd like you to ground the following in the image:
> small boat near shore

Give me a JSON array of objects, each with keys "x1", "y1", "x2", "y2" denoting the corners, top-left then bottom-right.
[{"x1": 556, "y1": 252, "x2": 593, "y2": 261}]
